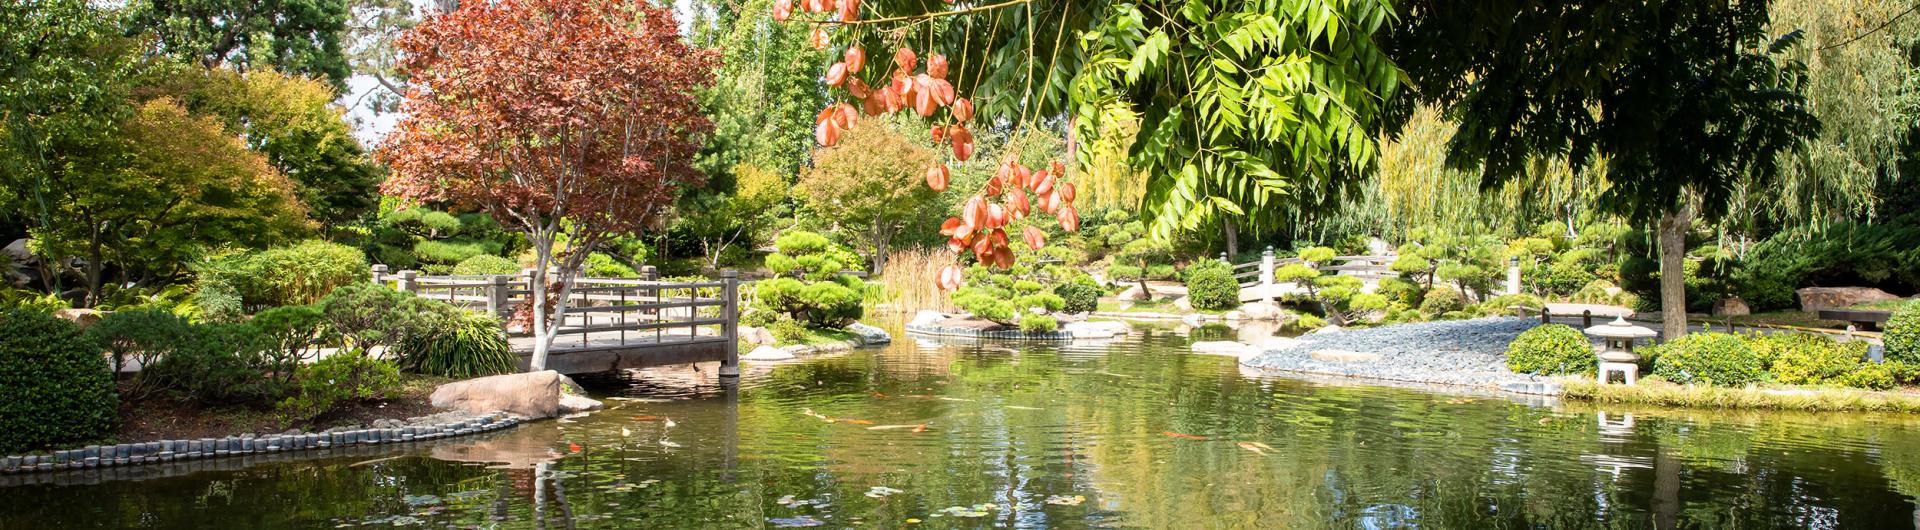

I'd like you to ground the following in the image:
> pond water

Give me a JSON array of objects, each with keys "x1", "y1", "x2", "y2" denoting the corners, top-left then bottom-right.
[{"x1": 5, "y1": 319, "x2": 1920, "y2": 529}]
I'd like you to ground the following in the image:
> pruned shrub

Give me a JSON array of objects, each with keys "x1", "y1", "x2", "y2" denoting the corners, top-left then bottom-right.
[
  {"x1": 769, "y1": 319, "x2": 808, "y2": 344},
  {"x1": 741, "y1": 308, "x2": 780, "y2": 328},
  {"x1": 1885, "y1": 301, "x2": 1920, "y2": 364},
  {"x1": 1019, "y1": 314, "x2": 1059, "y2": 333},
  {"x1": 197, "y1": 240, "x2": 370, "y2": 311},
  {"x1": 318, "y1": 283, "x2": 453, "y2": 352},
  {"x1": 451, "y1": 254, "x2": 520, "y2": 276},
  {"x1": 86, "y1": 308, "x2": 194, "y2": 377},
  {"x1": 1053, "y1": 279, "x2": 1100, "y2": 314},
  {"x1": 394, "y1": 312, "x2": 518, "y2": 378},
  {"x1": 249, "y1": 305, "x2": 327, "y2": 385},
  {"x1": 1105, "y1": 263, "x2": 1143, "y2": 282},
  {"x1": 1183, "y1": 259, "x2": 1240, "y2": 311},
  {"x1": 0, "y1": 310, "x2": 118, "y2": 453},
  {"x1": 1505, "y1": 324, "x2": 1594, "y2": 375},
  {"x1": 756, "y1": 231, "x2": 864, "y2": 328},
  {"x1": 1650, "y1": 333, "x2": 1763, "y2": 386},
  {"x1": 1418, "y1": 287, "x2": 1466, "y2": 315},
  {"x1": 143, "y1": 323, "x2": 286, "y2": 405},
  {"x1": 277, "y1": 353, "x2": 402, "y2": 422},
  {"x1": 1761, "y1": 334, "x2": 1868, "y2": 386}
]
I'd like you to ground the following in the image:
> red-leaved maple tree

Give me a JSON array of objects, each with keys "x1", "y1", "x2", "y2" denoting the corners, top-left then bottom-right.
[{"x1": 379, "y1": 0, "x2": 716, "y2": 370}]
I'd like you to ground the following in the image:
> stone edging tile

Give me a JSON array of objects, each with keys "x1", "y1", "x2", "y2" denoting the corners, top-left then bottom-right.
[{"x1": 1, "y1": 411, "x2": 525, "y2": 475}]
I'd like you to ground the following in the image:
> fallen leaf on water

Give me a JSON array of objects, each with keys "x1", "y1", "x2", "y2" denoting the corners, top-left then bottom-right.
[
  {"x1": 568, "y1": 443, "x2": 583, "y2": 453},
  {"x1": 1236, "y1": 442, "x2": 1267, "y2": 455},
  {"x1": 1162, "y1": 431, "x2": 1208, "y2": 441}
]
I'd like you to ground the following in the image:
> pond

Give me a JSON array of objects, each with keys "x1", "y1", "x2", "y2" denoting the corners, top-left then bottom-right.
[{"x1": 4, "y1": 319, "x2": 1920, "y2": 529}]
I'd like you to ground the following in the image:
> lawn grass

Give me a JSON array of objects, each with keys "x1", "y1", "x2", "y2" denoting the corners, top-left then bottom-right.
[
  {"x1": 1562, "y1": 379, "x2": 1920, "y2": 413},
  {"x1": 1095, "y1": 298, "x2": 1231, "y2": 315}
]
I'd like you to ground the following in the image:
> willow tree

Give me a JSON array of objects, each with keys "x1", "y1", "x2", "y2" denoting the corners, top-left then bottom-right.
[
  {"x1": 1386, "y1": 0, "x2": 1821, "y2": 338},
  {"x1": 772, "y1": 0, "x2": 1402, "y2": 257}
]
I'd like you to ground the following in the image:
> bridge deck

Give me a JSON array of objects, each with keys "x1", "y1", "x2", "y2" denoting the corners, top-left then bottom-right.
[{"x1": 509, "y1": 327, "x2": 731, "y2": 375}]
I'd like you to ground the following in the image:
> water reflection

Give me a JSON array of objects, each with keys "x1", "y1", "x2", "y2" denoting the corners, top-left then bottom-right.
[{"x1": 2, "y1": 319, "x2": 1919, "y2": 529}]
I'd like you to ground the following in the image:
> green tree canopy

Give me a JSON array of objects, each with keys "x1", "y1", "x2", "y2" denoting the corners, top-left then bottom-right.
[{"x1": 126, "y1": 0, "x2": 354, "y2": 91}]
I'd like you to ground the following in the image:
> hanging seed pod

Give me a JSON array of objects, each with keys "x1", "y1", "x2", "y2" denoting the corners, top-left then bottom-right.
[
  {"x1": 825, "y1": 62, "x2": 848, "y2": 86},
  {"x1": 844, "y1": 46, "x2": 866, "y2": 73},
  {"x1": 809, "y1": 27, "x2": 829, "y2": 50},
  {"x1": 925, "y1": 165, "x2": 950, "y2": 192},
  {"x1": 951, "y1": 98, "x2": 974, "y2": 122},
  {"x1": 1059, "y1": 205, "x2": 1081, "y2": 232},
  {"x1": 893, "y1": 47, "x2": 917, "y2": 72},
  {"x1": 846, "y1": 77, "x2": 871, "y2": 99},
  {"x1": 939, "y1": 216, "x2": 963, "y2": 236},
  {"x1": 772, "y1": 0, "x2": 793, "y2": 21},
  {"x1": 927, "y1": 54, "x2": 950, "y2": 79},
  {"x1": 961, "y1": 195, "x2": 983, "y2": 227},
  {"x1": 1022, "y1": 226, "x2": 1046, "y2": 251},
  {"x1": 988, "y1": 203, "x2": 1007, "y2": 228},
  {"x1": 837, "y1": 0, "x2": 859, "y2": 21},
  {"x1": 949, "y1": 126, "x2": 975, "y2": 161},
  {"x1": 947, "y1": 235, "x2": 968, "y2": 253},
  {"x1": 1060, "y1": 182, "x2": 1076, "y2": 203},
  {"x1": 1008, "y1": 188, "x2": 1030, "y2": 218}
]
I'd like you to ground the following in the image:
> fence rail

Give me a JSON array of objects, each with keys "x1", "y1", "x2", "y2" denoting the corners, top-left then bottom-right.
[
  {"x1": 1228, "y1": 250, "x2": 1399, "y2": 302},
  {"x1": 370, "y1": 264, "x2": 741, "y2": 377}
]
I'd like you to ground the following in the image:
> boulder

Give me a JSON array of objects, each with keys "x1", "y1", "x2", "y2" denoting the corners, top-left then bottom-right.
[
  {"x1": 1309, "y1": 324, "x2": 1343, "y2": 335},
  {"x1": 431, "y1": 371, "x2": 573, "y2": 419},
  {"x1": 1062, "y1": 320, "x2": 1131, "y2": 339},
  {"x1": 908, "y1": 310, "x2": 947, "y2": 327},
  {"x1": 1310, "y1": 349, "x2": 1380, "y2": 363},
  {"x1": 1797, "y1": 287, "x2": 1901, "y2": 312},
  {"x1": 846, "y1": 322, "x2": 892, "y2": 345},
  {"x1": 1712, "y1": 297, "x2": 1751, "y2": 317},
  {"x1": 53, "y1": 308, "x2": 104, "y2": 328},
  {"x1": 742, "y1": 345, "x2": 796, "y2": 361},
  {"x1": 1236, "y1": 302, "x2": 1288, "y2": 321},
  {"x1": 738, "y1": 326, "x2": 777, "y2": 346},
  {"x1": 1191, "y1": 341, "x2": 1260, "y2": 359},
  {"x1": 558, "y1": 393, "x2": 604, "y2": 414}
]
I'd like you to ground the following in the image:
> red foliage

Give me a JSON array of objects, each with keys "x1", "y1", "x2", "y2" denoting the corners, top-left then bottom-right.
[{"x1": 379, "y1": 0, "x2": 715, "y2": 245}]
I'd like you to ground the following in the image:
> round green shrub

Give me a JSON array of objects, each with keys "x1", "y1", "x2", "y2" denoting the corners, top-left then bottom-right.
[
  {"x1": 1505, "y1": 324, "x2": 1595, "y2": 376},
  {"x1": 1183, "y1": 260, "x2": 1240, "y2": 311},
  {"x1": 1763, "y1": 334, "x2": 1866, "y2": 386},
  {"x1": 1054, "y1": 279, "x2": 1101, "y2": 314},
  {"x1": 1418, "y1": 287, "x2": 1466, "y2": 315},
  {"x1": 451, "y1": 254, "x2": 520, "y2": 276},
  {"x1": 1838, "y1": 362, "x2": 1897, "y2": 390},
  {"x1": 741, "y1": 309, "x2": 780, "y2": 328},
  {"x1": 769, "y1": 320, "x2": 808, "y2": 344},
  {"x1": 1019, "y1": 314, "x2": 1059, "y2": 333},
  {"x1": 0, "y1": 310, "x2": 118, "y2": 453},
  {"x1": 1885, "y1": 300, "x2": 1920, "y2": 364},
  {"x1": 1650, "y1": 333, "x2": 1763, "y2": 386},
  {"x1": 277, "y1": 353, "x2": 402, "y2": 422}
]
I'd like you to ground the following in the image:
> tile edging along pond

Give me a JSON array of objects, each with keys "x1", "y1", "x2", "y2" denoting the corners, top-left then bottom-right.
[{"x1": 0, "y1": 411, "x2": 525, "y2": 475}]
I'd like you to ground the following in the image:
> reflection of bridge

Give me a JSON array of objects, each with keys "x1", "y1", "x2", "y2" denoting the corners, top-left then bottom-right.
[
  {"x1": 1228, "y1": 249, "x2": 1397, "y2": 302},
  {"x1": 373, "y1": 265, "x2": 739, "y2": 377}
]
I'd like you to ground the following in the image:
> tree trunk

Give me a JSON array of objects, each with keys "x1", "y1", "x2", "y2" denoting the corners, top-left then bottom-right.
[
  {"x1": 1657, "y1": 205, "x2": 1693, "y2": 340},
  {"x1": 1223, "y1": 220, "x2": 1239, "y2": 259},
  {"x1": 529, "y1": 265, "x2": 550, "y2": 371},
  {"x1": 871, "y1": 225, "x2": 890, "y2": 276}
]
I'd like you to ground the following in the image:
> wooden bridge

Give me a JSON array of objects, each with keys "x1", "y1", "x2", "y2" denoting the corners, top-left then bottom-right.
[
  {"x1": 1228, "y1": 249, "x2": 1398, "y2": 302},
  {"x1": 372, "y1": 265, "x2": 740, "y2": 378}
]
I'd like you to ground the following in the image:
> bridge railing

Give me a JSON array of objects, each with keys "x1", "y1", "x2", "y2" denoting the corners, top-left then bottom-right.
[
  {"x1": 370, "y1": 264, "x2": 742, "y2": 377},
  {"x1": 1229, "y1": 249, "x2": 1399, "y2": 302}
]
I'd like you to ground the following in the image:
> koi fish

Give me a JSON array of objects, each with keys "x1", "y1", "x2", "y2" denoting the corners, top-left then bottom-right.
[{"x1": 1162, "y1": 431, "x2": 1207, "y2": 441}]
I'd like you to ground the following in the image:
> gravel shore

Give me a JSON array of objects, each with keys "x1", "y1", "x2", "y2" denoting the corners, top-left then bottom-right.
[{"x1": 1240, "y1": 317, "x2": 1565, "y2": 394}]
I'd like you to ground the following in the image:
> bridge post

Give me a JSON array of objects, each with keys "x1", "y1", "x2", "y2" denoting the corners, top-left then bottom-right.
[
  {"x1": 370, "y1": 264, "x2": 388, "y2": 286},
  {"x1": 396, "y1": 270, "x2": 418, "y2": 294},
  {"x1": 719, "y1": 270, "x2": 740, "y2": 379},
  {"x1": 487, "y1": 275, "x2": 513, "y2": 319},
  {"x1": 1260, "y1": 246, "x2": 1276, "y2": 303}
]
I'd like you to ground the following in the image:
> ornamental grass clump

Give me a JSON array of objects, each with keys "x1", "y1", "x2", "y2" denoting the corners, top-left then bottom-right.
[
  {"x1": 1650, "y1": 333, "x2": 1763, "y2": 386},
  {"x1": 394, "y1": 312, "x2": 518, "y2": 378},
  {"x1": 1504, "y1": 324, "x2": 1595, "y2": 376}
]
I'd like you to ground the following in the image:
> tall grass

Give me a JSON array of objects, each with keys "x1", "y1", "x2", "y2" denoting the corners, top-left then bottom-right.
[{"x1": 874, "y1": 247, "x2": 957, "y2": 314}]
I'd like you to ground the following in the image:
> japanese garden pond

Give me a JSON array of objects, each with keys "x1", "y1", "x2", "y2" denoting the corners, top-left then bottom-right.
[{"x1": 5, "y1": 319, "x2": 1920, "y2": 529}]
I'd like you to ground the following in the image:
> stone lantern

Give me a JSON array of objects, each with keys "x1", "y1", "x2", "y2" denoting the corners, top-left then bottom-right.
[{"x1": 1586, "y1": 316, "x2": 1657, "y2": 385}]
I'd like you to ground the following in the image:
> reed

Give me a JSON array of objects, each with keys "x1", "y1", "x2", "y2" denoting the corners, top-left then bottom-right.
[
  {"x1": 1562, "y1": 379, "x2": 1920, "y2": 414},
  {"x1": 874, "y1": 247, "x2": 957, "y2": 314}
]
